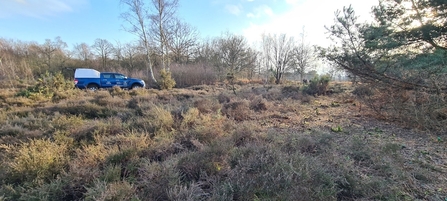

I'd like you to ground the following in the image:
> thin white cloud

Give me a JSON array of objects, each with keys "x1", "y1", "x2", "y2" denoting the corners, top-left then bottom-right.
[
  {"x1": 285, "y1": 0, "x2": 303, "y2": 5},
  {"x1": 247, "y1": 5, "x2": 274, "y2": 18},
  {"x1": 225, "y1": 4, "x2": 243, "y2": 16},
  {"x1": 0, "y1": 0, "x2": 87, "y2": 18},
  {"x1": 243, "y1": 0, "x2": 376, "y2": 47}
]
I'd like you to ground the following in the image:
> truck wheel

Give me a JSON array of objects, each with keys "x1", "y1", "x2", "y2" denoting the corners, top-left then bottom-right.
[
  {"x1": 131, "y1": 84, "x2": 143, "y2": 89},
  {"x1": 87, "y1": 84, "x2": 99, "y2": 91}
]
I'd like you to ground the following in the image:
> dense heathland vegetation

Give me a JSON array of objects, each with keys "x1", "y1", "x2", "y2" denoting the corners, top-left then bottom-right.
[
  {"x1": 2, "y1": 0, "x2": 447, "y2": 200},
  {"x1": 0, "y1": 76, "x2": 446, "y2": 200}
]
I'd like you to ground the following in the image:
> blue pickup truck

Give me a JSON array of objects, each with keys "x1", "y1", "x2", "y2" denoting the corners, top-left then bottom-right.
[{"x1": 74, "y1": 68, "x2": 146, "y2": 90}]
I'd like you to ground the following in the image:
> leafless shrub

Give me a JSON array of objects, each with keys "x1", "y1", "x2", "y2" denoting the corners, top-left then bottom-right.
[{"x1": 170, "y1": 63, "x2": 218, "y2": 88}]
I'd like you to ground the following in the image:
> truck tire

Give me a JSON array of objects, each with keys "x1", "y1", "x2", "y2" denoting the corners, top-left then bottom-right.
[
  {"x1": 87, "y1": 84, "x2": 99, "y2": 91},
  {"x1": 131, "y1": 84, "x2": 143, "y2": 89}
]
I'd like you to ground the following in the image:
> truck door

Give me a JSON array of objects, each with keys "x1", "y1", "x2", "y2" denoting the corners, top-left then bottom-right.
[
  {"x1": 114, "y1": 73, "x2": 128, "y2": 88},
  {"x1": 101, "y1": 73, "x2": 115, "y2": 88}
]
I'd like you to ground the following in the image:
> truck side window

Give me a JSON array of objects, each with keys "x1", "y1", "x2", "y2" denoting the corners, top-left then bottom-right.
[
  {"x1": 115, "y1": 74, "x2": 125, "y2": 79},
  {"x1": 103, "y1": 74, "x2": 113, "y2": 79}
]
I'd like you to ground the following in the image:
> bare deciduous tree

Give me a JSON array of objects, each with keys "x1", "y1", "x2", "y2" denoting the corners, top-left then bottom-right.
[
  {"x1": 292, "y1": 28, "x2": 315, "y2": 80},
  {"x1": 215, "y1": 32, "x2": 256, "y2": 79},
  {"x1": 92, "y1": 38, "x2": 114, "y2": 70},
  {"x1": 39, "y1": 37, "x2": 68, "y2": 72},
  {"x1": 261, "y1": 33, "x2": 295, "y2": 84},
  {"x1": 121, "y1": 0, "x2": 157, "y2": 83},
  {"x1": 168, "y1": 19, "x2": 198, "y2": 64},
  {"x1": 73, "y1": 43, "x2": 92, "y2": 66},
  {"x1": 122, "y1": 42, "x2": 145, "y2": 75}
]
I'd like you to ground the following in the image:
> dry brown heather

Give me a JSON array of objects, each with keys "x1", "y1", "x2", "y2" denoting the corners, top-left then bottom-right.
[{"x1": 0, "y1": 82, "x2": 446, "y2": 201}]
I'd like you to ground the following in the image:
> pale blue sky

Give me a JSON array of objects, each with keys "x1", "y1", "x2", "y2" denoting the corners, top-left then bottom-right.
[{"x1": 0, "y1": 0, "x2": 377, "y2": 47}]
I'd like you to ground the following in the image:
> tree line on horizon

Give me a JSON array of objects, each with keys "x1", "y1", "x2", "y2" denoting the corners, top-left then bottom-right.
[
  {"x1": 1, "y1": 0, "x2": 446, "y2": 93},
  {"x1": 0, "y1": 1, "x2": 318, "y2": 88}
]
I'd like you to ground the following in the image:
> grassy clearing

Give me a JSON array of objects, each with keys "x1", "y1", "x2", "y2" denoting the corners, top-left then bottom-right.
[{"x1": 0, "y1": 82, "x2": 446, "y2": 200}]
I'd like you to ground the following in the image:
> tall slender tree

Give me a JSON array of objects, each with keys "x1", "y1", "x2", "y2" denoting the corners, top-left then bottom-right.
[
  {"x1": 121, "y1": 0, "x2": 157, "y2": 83},
  {"x1": 149, "y1": 0, "x2": 179, "y2": 70}
]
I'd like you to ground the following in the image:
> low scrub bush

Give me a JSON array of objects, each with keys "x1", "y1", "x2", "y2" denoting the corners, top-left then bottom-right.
[
  {"x1": 193, "y1": 98, "x2": 220, "y2": 114},
  {"x1": 167, "y1": 182, "x2": 208, "y2": 201},
  {"x1": 217, "y1": 93, "x2": 231, "y2": 104},
  {"x1": 51, "y1": 114, "x2": 84, "y2": 131},
  {"x1": 249, "y1": 96, "x2": 269, "y2": 112},
  {"x1": 231, "y1": 122, "x2": 258, "y2": 147},
  {"x1": 84, "y1": 180, "x2": 138, "y2": 201},
  {"x1": 180, "y1": 107, "x2": 226, "y2": 143},
  {"x1": 0, "y1": 124, "x2": 27, "y2": 137},
  {"x1": 302, "y1": 75, "x2": 331, "y2": 96},
  {"x1": 261, "y1": 86, "x2": 284, "y2": 101},
  {"x1": 159, "y1": 69, "x2": 176, "y2": 90},
  {"x1": 5, "y1": 96, "x2": 37, "y2": 107},
  {"x1": 3, "y1": 138, "x2": 70, "y2": 184},
  {"x1": 143, "y1": 104, "x2": 174, "y2": 135},
  {"x1": 221, "y1": 100, "x2": 251, "y2": 121},
  {"x1": 359, "y1": 84, "x2": 447, "y2": 131},
  {"x1": 282, "y1": 85, "x2": 300, "y2": 94},
  {"x1": 66, "y1": 141, "x2": 117, "y2": 191},
  {"x1": 226, "y1": 143, "x2": 337, "y2": 200},
  {"x1": 136, "y1": 158, "x2": 181, "y2": 200},
  {"x1": 352, "y1": 84, "x2": 374, "y2": 97},
  {"x1": 15, "y1": 71, "x2": 75, "y2": 102},
  {"x1": 180, "y1": 107, "x2": 201, "y2": 130},
  {"x1": 129, "y1": 87, "x2": 148, "y2": 96},
  {"x1": 108, "y1": 86, "x2": 130, "y2": 98},
  {"x1": 177, "y1": 143, "x2": 230, "y2": 182},
  {"x1": 54, "y1": 103, "x2": 118, "y2": 119}
]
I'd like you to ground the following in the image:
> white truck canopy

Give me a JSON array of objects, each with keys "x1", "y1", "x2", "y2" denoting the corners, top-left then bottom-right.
[{"x1": 74, "y1": 68, "x2": 101, "y2": 78}]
